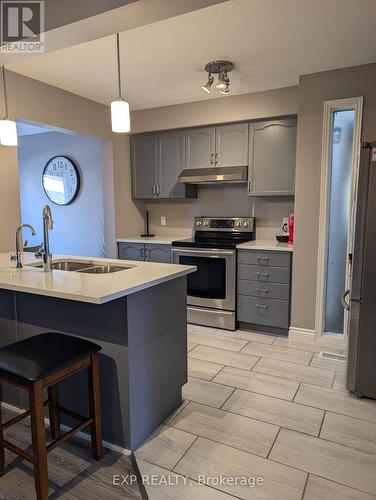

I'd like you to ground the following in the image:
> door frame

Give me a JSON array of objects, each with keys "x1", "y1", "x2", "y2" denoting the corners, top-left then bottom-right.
[{"x1": 315, "y1": 97, "x2": 363, "y2": 342}]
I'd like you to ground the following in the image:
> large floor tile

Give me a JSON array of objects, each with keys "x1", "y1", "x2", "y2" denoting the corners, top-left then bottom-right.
[
  {"x1": 212, "y1": 366, "x2": 299, "y2": 401},
  {"x1": 310, "y1": 352, "x2": 347, "y2": 373},
  {"x1": 272, "y1": 337, "x2": 344, "y2": 354},
  {"x1": 182, "y1": 377, "x2": 235, "y2": 408},
  {"x1": 187, "y1": 341, "x2": 198, "y2": 352},
  {"x1": 332, "y1": 371, "x2": 347, "y2": 392},
  {"x1": 163, "y1": 400, "x2": 190, "y2": 425},
  {"x1": 270, "y1": 428, "x2": 376, "y2": 495},
  {"x1": 174, "y1": 437, "x2": 307, "y2": 500},
  {"x1": 189, "y1": 345, "x2": 259, "y2": 370},
  {"x1": 253, "y1": 357, "x2": 335, "y2": 388},
  {"x1": 294, "y1": 384, "x2": 376, "y2": 423},
  {"x1": 188, "y1": 358, "x2": 224, "y2": 381},
  {"x1": 170, "y1": 401, "x2": 279, "y2": 457},
  {"x1": 241, "y1": 342, "x2": 313, "y2": 365},
  {"x1": 223, "y1": 388, "x2": 324, "y2": 435},
  {"x1": 135, "y1": 425, "x2": 197, "y2": 469},
  {"x1": 228, "y1": 329, "x2": 276, "y2": 345},
  {"x1": 137, "y1": 459, "x2": 235, "y2": 500},
  {"x1": 188, "y1": 330, "x2": 248, "y2": 352},
  {"x1": 320, "y1": 411, "x2": 376, "y2": 454},
  {"x1": 303, "y1": 475, "x2": 376, "y2": 500}
]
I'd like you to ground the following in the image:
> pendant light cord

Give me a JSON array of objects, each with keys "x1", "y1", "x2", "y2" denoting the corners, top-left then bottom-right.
[
  {"x1": 1, "y1": 66, "x2": 8, "y2": 118},
  {"x1": 116, "y1": 33, "x2": 122, "y2": 100}
]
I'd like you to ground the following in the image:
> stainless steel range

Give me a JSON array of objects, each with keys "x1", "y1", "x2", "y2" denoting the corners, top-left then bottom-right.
[{"x1": 172, "y1": 217, "x2": 255, "y2": 330}]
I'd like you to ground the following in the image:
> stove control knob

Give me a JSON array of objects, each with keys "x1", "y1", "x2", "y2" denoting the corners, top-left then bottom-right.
[
  {"x1": 236, "y1": 221, "x2": 242, "y2": 228},
  {"x1": 196, "y1": 221, "x2": 202, "y2": 226},
  {"x1": 203, "y1": 221, "x2": 209, "y2": 227},
  {"x1": 243, "y1": 221, "x2": 250, "y2": 227}
]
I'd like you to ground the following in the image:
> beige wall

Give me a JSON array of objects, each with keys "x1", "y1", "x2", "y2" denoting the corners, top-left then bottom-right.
[
  {"x1": 0, "y1": 147, "x2": 21, "y2": 251},
  {"x1": 291, "y1": 63, "x2": 376, "y2": 331}
]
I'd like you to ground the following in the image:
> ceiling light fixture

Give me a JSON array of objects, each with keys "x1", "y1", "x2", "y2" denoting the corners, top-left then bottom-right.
[
  {"x1": 111, "y1": 33, "x2": 130, "y2": 133},
  {"x1": 201, "y1": 74, "x2": 214, "y2": 93},
  {"x1": 202, "y1": 60, "x2": 234, "y2": 96},
  {"x1": 0, "y1": 66, "x2": 18, "y2": 146}
]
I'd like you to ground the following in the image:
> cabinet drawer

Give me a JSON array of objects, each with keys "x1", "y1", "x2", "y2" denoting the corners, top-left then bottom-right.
[
  {"x1": 238, "y1": 250, "x2": 291, "y2": 268},
  {"x1": 238, "y1": 280, "x2": 290, "y2": 301},
  {"x1": 237, "y1": 295, "x2": 289, "y2": 329},
  {"x1": 238, "y1": 264, "x2": 290, "y2": 284}
]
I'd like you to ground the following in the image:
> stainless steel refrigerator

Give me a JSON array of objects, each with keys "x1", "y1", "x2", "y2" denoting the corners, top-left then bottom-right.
[{"x1": 346, "y1": 142, "x2": 376, "y2": 398}]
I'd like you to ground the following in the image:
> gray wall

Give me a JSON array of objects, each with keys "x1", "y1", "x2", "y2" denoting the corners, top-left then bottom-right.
[
  {"x1": 291, "y1": 63, "x2": 376, "y2": 331},
  {"x1": 0, "y1": 147, "x2": 21, "y2": 252},
  {"x1": 18, "y1": 131, "x2": 106, "y2": 257}
]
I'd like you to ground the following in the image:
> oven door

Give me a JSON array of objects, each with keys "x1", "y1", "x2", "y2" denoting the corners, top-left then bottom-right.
[{"x1": 172, "y1": 247, "x2": 236, "y2": 310}]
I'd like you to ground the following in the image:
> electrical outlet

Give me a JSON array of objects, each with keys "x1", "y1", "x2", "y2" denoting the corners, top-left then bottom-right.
[{"x1": 161, "y1": 216, "x2": 167, "y2": 226}]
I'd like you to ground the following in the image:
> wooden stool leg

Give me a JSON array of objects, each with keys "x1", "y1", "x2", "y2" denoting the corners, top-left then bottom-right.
[
  {"x1": 48, "y1": 384, "x2": 60, "y2": 440},
  {"x1": 29, "y1": 381, "x2": 49, "y2": 500},
  {"x1": 0, "y1": 402, "x2": 5, "y2": 476},
  {"x1": 88, "y1": 353, "x2": 103, "y2": 460}
]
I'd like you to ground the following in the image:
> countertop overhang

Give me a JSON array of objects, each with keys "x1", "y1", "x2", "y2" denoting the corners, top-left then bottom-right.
[{"x1": 0, "y1": 253, "x2": 196, "y2": 304}]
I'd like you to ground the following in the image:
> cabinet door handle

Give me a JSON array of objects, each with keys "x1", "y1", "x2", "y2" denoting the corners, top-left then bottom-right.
[
  {"x1": 257, "y1": 288, "x2": 270, "y2": 293},
  {"x1": 257, "y1": 256, "x2": 269, "y2": 262},
  {"x1": 256, "y1": 272, "x2": 269, "y2": 278},
  {"x1": 156, "y1": 184, "x2": 160, "y2": 196},
  {"x1": 152, "y1": 185, "x2": 155, "y2": 196},
  {"x1": 210, "y1": 152, "x2": 214, "y2": 166},
  {"x1": 215, "y1": 152, "x2": 218, "y2": 165},
  {"x1": 256, "y1": 303, "x2": 268, "y2": 309},
  {"x1": 140, "y1": 247, "x2": 145, "y2": 259}
]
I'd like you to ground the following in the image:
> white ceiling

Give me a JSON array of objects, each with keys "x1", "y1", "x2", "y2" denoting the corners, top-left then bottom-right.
[{"x1": 8, "y1": 0, "x2": 376, "y2": 110}]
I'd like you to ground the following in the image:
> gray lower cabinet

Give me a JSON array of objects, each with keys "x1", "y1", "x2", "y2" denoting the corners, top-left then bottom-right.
[
  {"x1": 237, "y1": 249, "x2": 292, "y2": 331},
  {"x1": 118, "y1": 242, "x2": 171, "y2": 263},
  {"x1": 248, "y1": 118, "x2": 297, "y2": 196},
  {"x1": 132, "y1": 131, "x2": 197, "y2": 200},
  {"x1": 118, "y1": 242, "x2": 144, "y2": 261},
  {"x1": 144, "y1": 244, "x2": 171, "y2": 263}
]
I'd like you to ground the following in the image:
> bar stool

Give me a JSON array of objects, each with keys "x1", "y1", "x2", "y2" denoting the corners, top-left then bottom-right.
[{"x1": 0, "y1": 332, "x2": 103, "y2": 500}]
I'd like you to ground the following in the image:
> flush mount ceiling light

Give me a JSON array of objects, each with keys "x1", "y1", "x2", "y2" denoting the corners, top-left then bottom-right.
[
  {"x1": 202, "y1": 60, "x2": 234, "y2": 95},
  {"x1": 111, "y1": 33, "x2": 131, "y2": 133},
  {"x1": 0, "y1": 66, "x2": 18, "y2": 146}
]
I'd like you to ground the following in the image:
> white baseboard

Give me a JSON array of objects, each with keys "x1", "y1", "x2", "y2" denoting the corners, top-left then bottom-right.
[
  {"x1": 1, "y1": 402, "x2": 131, "y2": 456},
  {"x1": 289, "y1": 326, "x2": 346, "y2": 350}
]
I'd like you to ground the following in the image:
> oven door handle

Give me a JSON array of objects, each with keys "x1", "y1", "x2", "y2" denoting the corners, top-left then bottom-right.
[{"x1": 171, "y1": 248, "x2": 234, "y2": 256}]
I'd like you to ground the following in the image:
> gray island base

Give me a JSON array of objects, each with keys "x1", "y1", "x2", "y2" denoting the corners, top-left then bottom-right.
[{"x1": 0, "y1": 276, "x2": 187, "y2": 452}]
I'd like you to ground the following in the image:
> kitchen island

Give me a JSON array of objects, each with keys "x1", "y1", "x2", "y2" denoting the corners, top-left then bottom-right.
[{"x1": 0, "y1": 252, "x2": 195, "y2": 452}]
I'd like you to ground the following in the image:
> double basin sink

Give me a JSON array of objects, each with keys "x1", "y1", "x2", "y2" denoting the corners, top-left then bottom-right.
[{"x1": 30, "y1": 260, "x2": 134, "y2": 274}]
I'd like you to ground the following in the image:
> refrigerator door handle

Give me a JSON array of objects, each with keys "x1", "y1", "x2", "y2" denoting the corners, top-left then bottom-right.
[{"x1": 341, "y1": 289, "x2": 351, "y2": 311}]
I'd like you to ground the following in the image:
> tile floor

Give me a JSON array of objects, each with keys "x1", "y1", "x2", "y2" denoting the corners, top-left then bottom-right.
[{"x1": 136, "y1": 324, "x2": 376, "y2": 500}]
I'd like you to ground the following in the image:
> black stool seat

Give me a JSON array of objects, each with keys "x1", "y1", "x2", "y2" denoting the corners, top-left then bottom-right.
[{"x1": 0, "y1": 333, "x2": 101, "y2": 382}]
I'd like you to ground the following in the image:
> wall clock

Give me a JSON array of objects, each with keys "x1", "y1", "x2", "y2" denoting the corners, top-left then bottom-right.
[{"x1": 42, "y1": 156, "x2": 81, "y2": 206}]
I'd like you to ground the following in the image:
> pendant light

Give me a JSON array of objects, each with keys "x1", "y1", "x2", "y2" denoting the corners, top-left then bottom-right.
[
  {"x1": 0, "y1": 66, "x2": 18, "y2": 146},
  {"x1": 111, "y1": 33, "x2": 130, "y2": 133}
]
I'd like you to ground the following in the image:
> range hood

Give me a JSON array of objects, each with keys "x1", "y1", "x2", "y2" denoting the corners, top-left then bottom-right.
[{"x1": 178, "y1": 166, "x2": 248, "y2": 184}]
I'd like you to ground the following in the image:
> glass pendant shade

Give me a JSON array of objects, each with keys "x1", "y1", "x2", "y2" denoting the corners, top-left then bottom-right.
[
  {"x1": 0, "y1": 118, "x2": 18, "y2": 146},
  {"x1": 111, "y1": 99, "x2": 130, "y2": 133}
]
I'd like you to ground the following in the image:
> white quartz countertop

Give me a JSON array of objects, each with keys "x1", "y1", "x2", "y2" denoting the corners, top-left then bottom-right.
[
  {"x1": 0, "y1": 253, "x2": 196, "y2": 304},
  {"x1": 237, "y1": 240, "x2": 293, "y2": 252},
  {"x1": 117, "y1": 236, "x2": 189, "y2": 245}
]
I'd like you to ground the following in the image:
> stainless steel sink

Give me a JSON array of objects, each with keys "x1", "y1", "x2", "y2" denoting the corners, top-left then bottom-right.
[
  {"x1": 28, "y1": 260, "x2": 133, "y2": 274},
  {"x1": 78, "y1": 265, "x2": 132, "y2": 274},
  {"x1": 32, "y1": 260, "x2": 93, "y2": 271}
]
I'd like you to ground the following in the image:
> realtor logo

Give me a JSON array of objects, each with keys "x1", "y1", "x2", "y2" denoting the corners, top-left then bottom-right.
[{"x1": 1, "y1": 1, "x2": 44, "y2": 53}]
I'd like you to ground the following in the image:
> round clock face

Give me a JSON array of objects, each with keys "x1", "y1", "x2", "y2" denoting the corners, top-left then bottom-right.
[{"x1": 42, "y1": 156, "x2": 80, "y2": 206}]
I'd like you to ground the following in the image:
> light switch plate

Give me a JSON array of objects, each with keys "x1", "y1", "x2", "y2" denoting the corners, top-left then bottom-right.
[{"x1": 161, "y1": 216, "x2": 167, "y2": 226}]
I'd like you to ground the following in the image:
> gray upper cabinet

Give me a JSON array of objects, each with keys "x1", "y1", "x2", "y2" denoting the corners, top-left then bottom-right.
[
  {"x1": 132, "y1": 131, "x2": 196, "y2": 200},
  {"x1": 215, "y1": 123, "x2": 248, "y2": 167},
  {"x1": 248, "y1": 118, "x2": 297, "y2": 196},
  {"x1": 186, "y1": 127, "x2": 216, "y2": 169},
  {"x1": 157, "y1": 131, "x2": 187, "y2": 198},
  {"x1": 132, "y1": 134, "x2": 157, "y2": 199}
]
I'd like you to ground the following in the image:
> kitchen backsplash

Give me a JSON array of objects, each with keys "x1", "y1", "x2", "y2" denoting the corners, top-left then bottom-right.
[{"x1": 144, "y1": 184, "x2": 294, "y2": 239}]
